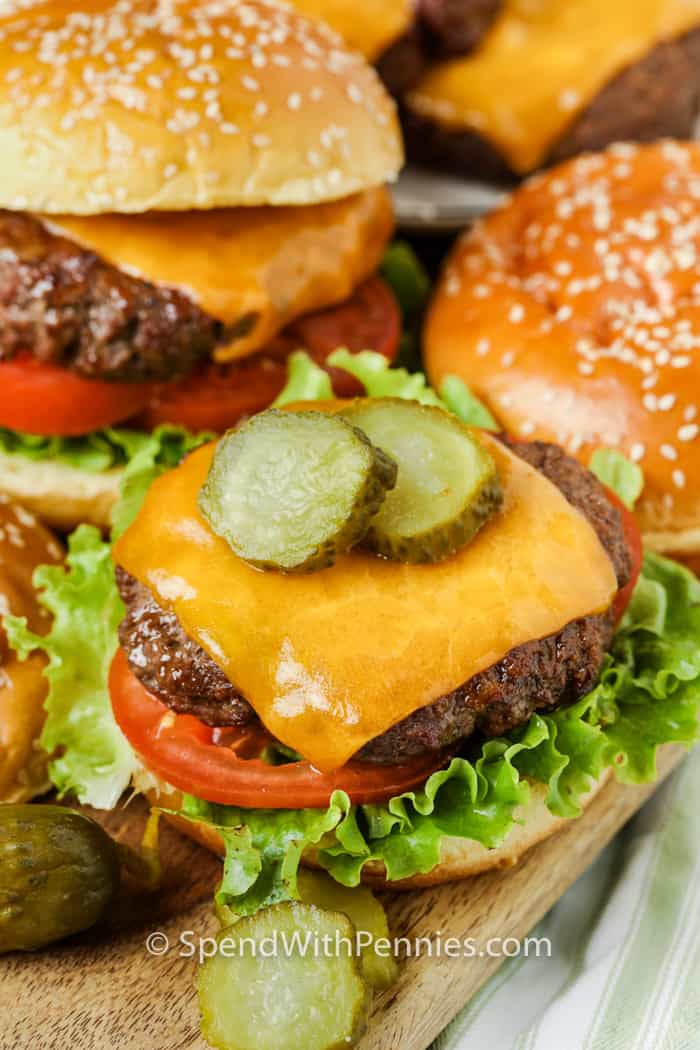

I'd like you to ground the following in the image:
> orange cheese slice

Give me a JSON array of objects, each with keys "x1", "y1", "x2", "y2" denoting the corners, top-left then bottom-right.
[
  {"x1": 42, "y1": 187, "x2": 393, "y2": 361},
  {"x1": 407, "y1": 0, "x2": 700, "y2": 173},
  {"x1": 288, "y1": 0, "x2": 413, "y2": 61},
  {"x1": 114, "y1": 432, "x2": 617, "y2": 771}
]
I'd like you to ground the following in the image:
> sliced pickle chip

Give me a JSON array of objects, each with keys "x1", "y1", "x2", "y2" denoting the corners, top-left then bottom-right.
[
  {"x1": 342, "y1": 398, "x2": 503, "y2": 563},
  {"x1": 199, "y1": 409, "x2": 397, "y2": 573},
  {"x1": 197, "y1": 902, "x2": 372, "y2": 1050},
  {"x1": 297, "y1": 869, "x2": 398, "y2": 991}
]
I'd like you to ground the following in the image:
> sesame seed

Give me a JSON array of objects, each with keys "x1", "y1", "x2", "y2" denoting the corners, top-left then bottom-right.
[
  {"x1": 672, "y1": 469, "x2": 686, "y2": 489},
  {"x1": 678, "y1": 424, "x2": 699, "y2": 442},
  {"x1": 660, "y1": 444, "x2": 678, "y2": 461}
]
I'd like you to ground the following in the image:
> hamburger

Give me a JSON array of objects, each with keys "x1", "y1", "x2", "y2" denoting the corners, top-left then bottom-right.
[
  {"x1": 9, "y1": 342, "x2": 696, "y2": 899},
  {"x1": 0, "y1": 0, "x2": 403, "y2": 532},
  {"x1": 425, "y1": 141, "x2": 700, "y2": 566},
  {"x1": 0, "y1": 500, "x2": 63, "y2": 804},
  {"x1": 5, "y1": 347, "x2": 700, "y2": 1047},
  {"x1": 402, "y1": 0, "x2": 700, "y2": 180}
]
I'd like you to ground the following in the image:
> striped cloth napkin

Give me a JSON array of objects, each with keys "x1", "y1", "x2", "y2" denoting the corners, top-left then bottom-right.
[{"x1": 432, "y1": 749, "x2": 700, "y2": 1050}]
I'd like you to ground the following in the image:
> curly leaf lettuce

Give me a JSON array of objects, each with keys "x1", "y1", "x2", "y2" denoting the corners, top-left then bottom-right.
[
  {"x1": 276, "y1": 348, "x2": 500, "y2": 431},
  {"x1": 180, "y1": 552, "x2": 700, "y2": 914},
  {"x1": 3, "y1": 427, "x2": 209, "y2": 806},
  {"x1": 4, "y1": 526, "x2": 133, "y2": 809}
]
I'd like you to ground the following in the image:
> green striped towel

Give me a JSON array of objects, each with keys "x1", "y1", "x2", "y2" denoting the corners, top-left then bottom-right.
[{"x1": 432, "y1": 749, "x2": 700, "y2": 1050}]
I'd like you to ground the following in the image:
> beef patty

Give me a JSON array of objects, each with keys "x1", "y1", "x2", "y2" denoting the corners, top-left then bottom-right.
[
  {"x1": 402, "y1": 27, "x2": 700, "y2": 181},
  {"x1": 116, "y1": 438, "x2": 632, "y2": 764},
  {"x1": 0, "y1": 211, "x2": 221, "y2": 382}
]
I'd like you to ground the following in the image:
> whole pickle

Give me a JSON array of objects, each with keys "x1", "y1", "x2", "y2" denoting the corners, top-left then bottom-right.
[{"x1": 0, "y1": 804, "x2": 120, "y2": 953}]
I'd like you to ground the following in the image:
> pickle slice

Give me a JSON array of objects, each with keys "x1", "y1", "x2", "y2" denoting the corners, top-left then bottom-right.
[
  {"x1": 342, "y1": 398, "x2": 503, "y2": 563},
  {"x1": 199, "y1": 409, "x2": 397, "y2": 573},
  {"x1": 297, "y1": 869, "x2": 398, "y2": 991},
  {"x1": 197, "y1": 902, "x2": 372, "y2": 1050}
]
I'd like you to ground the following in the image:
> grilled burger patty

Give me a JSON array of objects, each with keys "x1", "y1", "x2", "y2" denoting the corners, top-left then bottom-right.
[
  {"x1": 116, "y1": 438, "x2": 632, "y2": 764},
  {"x1": 403, "y1": 27, "x2": 700, "y2": 181},
  {"x1": 0, "y1": 211, "x2": 221, "y2": 382}
]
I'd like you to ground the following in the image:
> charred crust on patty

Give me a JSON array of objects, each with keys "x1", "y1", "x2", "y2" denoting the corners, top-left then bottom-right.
[
  {"x1": 116, "y1": 438, "x2": 632, "y2": 763},
  {"x1": 0, "y1": 212, "x2": 221, "y2": 383}
]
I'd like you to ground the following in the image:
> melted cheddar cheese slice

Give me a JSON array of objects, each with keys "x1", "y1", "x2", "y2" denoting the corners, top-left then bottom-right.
[
  {"x1": 43, "y1": 187, "x2": 393, "y2": 361},
  {"x1": 114, "y1": 432, "x2": 617, "y2": 772},
  {"x1": 407, "y1": 0, "x2": 700, "y2": 173},
  {"x1": 288, "y1": 0, "x2": 413, "y2": 61}
]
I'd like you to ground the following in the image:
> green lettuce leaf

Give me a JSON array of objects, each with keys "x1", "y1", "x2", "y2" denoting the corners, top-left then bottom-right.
[
  {"x1": 179, "y1": 552, "x2": 700, "y2": 914},
  {"x1": 4, "y1": 526, "x2": 133, "y2": 809},
  {"x1": 3, "y1": 426, "x2": 209, "y2": 805},
  {"x1": 589, "y1": 448, "x2": 644, "y2": 509},
  {"x1": 380, "y1": 242, "x2": 430, "y2": 320},
  {"x1": 0, "y1": 423, "x2": 210, "y2": 537},
  {"x1": 109, "y1": 425, "x2": 211, "y2": 538},
  {"x1": 272, "y1": 350, "x2": 333, "y2": 408},
  {"x1": 379, "y1": 241, "x2": 431, "y2": 372},
  {"x1": 275, "y1": 348, "x2": 499, "y2": 432}
]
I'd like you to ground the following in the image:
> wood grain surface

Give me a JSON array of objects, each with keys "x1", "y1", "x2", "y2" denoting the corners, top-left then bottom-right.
[{"x1": 0, "y1": 747, "x2": 684, "y2": 1050}]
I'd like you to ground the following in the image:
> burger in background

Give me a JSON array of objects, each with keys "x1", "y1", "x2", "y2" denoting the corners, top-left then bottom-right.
[
  {"x1": 0, "y1": 0, "x2": 403, "y2": 531},
  {"x1": 0, "y1": 501, "x2": 63, "y2": 804},
  {"x1": 289, "y1": 0, "x2": 504, "y2": 95},
  {"x1": 403, "y1": 0, "x2": 700, "y2": 180},
  {"x1": 425, "y1": 141, "x2": 700, "y2": 568}
]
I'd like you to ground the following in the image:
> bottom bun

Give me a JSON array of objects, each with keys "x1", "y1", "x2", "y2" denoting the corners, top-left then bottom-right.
[
  {"x1": 144, "y1": 769, "x2": 610, "y2": 889},
  {"x1": 0, "y1": 453, "x2": 121, "y2": 532}
]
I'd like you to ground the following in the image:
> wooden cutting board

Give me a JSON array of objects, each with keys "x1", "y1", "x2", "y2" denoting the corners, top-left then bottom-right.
[{"x1": 0, "y1": 747, "x2": 684, "y2": 1050}]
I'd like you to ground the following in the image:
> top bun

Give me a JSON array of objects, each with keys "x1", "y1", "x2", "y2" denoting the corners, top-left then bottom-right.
[
  {"x1": 425, "y1": 141, "x2": 700, "y2": 556},
  {"x1": 0, "y1": 0, "x2": 403, "y2": 214}
]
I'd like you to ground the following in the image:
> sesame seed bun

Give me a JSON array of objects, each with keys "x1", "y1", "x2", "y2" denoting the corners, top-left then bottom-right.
[
  {"x1": 144, "y1": 769, "x2": 610, "y2": 888},
  {"x1": 0, "y1": 454, "x2": 121, "y2": 533},
  {"x1": 0, "y1": 0, "x2": 403, "y2": 215},
  {"x1": 425, "y1": 141, "x2": 700, "y2": 557},
  {"x1": 0, "y1": 500, "x2": 63, "y2": 803}
]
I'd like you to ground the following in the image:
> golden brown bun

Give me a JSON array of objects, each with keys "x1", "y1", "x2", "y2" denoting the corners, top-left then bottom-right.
[
  {"x1": 287, "y1": 0, "x2": 414, "y2": 62},
  {"x1": 0, "y1": 454, "x2": 121, "y2": 533},
  {"x1": 425, "y1": 141, "x2": 700, "y2": 557},
  {"x1": 0, "y1": 0, "x2": 402, "y2": 215},
  {"x1": 0, "y1": 500, "x2": 64, "y2": 802},
  {"x1": 146, "y1": 769, "x2": 609, "y2": 888}
]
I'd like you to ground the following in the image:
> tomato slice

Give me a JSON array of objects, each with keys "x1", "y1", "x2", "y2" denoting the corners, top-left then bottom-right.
[
  {"x1": 109, "y1": 649, "x2": 450, "y2": 809},
  {"x1": 0, "y1": 355, "x2": 155, "y2": 437},
  {"x1": 604, "y1": 486, "x2": 643, "y2": 624},
  {"x1": 139, "y1": 277, "x2": 401, "y2": 433}
]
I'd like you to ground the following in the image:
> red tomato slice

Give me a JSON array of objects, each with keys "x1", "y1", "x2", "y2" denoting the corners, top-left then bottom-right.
[
  {"x1": 604, "y1": 486, "x2": 643, "y2": 624},
  {"x1": 140, "y1": 277, "x2": 401, "y2": 433},
  {"x1": 109, "y1": 649, "x2": 451, "y2": 809},
  {"x1": 0, "y1": 355, "x2": 154, "y2": 437}
]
